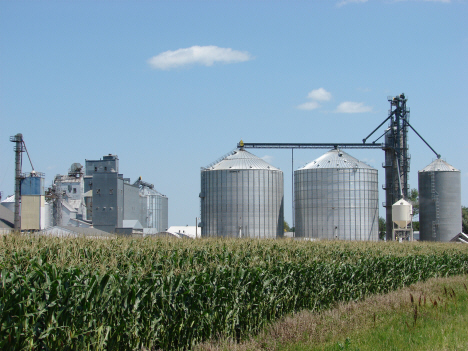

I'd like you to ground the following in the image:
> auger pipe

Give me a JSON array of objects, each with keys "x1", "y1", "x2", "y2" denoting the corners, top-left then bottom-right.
[
  {"x1": 403, "y1": 120, "x2": 440, "y2": 159},
  {"x1": 362, "y1": 113, "x2": 393, "y2": 144}
]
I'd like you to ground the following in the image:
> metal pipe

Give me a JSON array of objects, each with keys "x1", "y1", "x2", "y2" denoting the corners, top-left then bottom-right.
[
  {"x1": 362, "y1": 113, "x2": 393, "y2": 143},
  {"x1": 372, "y1": 130, "x2": 388, "y2": 144},
  {"x1": 292, "y1": 148, "x2": 294, "y2": 235},
  {"x1": 22, "y1": 140, "x2": 35, "y2": 171},
  {"x1": 396, "y1": 159, "x2": 403, "y2": 198},
  {"x1": 240, "y1": 143, "x2": 383, "y2": 149},
  {"x1": 403, "y1": 120, "x2": 441, "y2": 159}
]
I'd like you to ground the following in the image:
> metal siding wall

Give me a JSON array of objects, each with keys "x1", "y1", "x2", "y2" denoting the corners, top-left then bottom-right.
[
  {"x1": 85, "y1": 159, "x2": 119, "y2": 176},
  {"x1": 117, "y1": 178, "x2": 124, "y2": 228},
  {"x1": 161, "y1": 196, "x2": 168, "y2": 232},
  {"x1": 92, "y1": 173, "x2": 120, "y2": 231},
  {"x1": 295, "y1": 167, "x2": 378, "y2": 241},
  {"x1": 21, "y1": 195, "x2": 41, "y2": 230},
  {"x1": 139, "y1": 195, "x2": 147, "y2": 228}
]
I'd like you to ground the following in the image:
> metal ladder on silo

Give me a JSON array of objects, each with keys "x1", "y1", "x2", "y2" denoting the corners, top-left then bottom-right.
[
  {"x1": 430, "y1": 171, "x2": 439, "y2": 238},
  {"x1": 199, "y1": 171, "x2": 206, "y2": 235}
]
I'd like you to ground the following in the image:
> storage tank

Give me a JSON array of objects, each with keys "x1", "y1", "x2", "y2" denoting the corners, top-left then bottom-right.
[
  {"x1": 392, "y1": 199, "x2": 412, "y2": 229},
  {"x1": 418, "y1": 159, "x2": 461, "y2": 242},
  {"x1": 140, "y1": 187, "x2": 169, "y2": 233},
  {"x1": 200, "y1": 148, "x2": 284, "y2": 238},
  {"x1": 295, "y1": 149, "x2": 378, "y2": 241},
  {"x1": 392, "y1": 198, "x2": 413, "y2": 241}
]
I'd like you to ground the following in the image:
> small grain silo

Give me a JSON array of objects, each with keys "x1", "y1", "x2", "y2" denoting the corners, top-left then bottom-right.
[
  {"x1": 200, "y1": 148, "x2": 284, "y2": 238},
  {"x1": 140, "y1": 186, "x2": 169, "y2": 233},
  {"x1": 20, "y1": 171, "x2": 46, "y2": 230},
  {"x1": 295, "y1": 149, "x2": 378, "y2": 241},
  {"x1": 392, "y1": 198, "x2": 413, "y2": 241},
  {"x1": 418, "y1": 159, "x2": 461, "y2": 242}
]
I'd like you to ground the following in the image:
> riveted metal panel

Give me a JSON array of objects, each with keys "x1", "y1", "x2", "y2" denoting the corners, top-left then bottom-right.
[
  {"x1": 200, "y1": 150, "x2": 284, "y2": 238},
  {"x1": 295, "y1": 150, "x2": 378, "y2": 241},
  {"x1": 21, "y1": 176, "x2": 45, "y2": 196},
  {"x1": 418, "y1": 160, "x2": 461, "y2": 242},
  {"x1": 143, "y1": 191, "x2": 169, "y2": 233}
]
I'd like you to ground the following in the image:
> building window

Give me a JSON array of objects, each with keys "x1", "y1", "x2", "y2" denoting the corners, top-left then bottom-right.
[
  {"x1": 105, "y1": 167, "x2": 107, "y2": 171},
  {"x1": 94, "y1": 167, "x2": 97, "y2": 171},
  {"x1": 73, "y1": 188, "x2": 77, "y2": 194}
]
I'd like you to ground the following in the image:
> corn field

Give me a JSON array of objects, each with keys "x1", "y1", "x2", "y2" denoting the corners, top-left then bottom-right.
[{"x1": 1, "y1": 234, "x2": 468, "y2": 350}]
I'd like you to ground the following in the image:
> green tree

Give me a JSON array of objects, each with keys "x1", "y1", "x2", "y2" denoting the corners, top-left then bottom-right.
[
  {"x1": 408, "y1": 188, "x2": 419, "y2": 216},
  {"x1": 379, "y1": 217, "x2": 386, "y2": 240},
  {"x1": 462, "y1": 206, "x2": 468, "y2": 234},
  {"x1": 284, "y1": 220, "x2": 290, "y2": 232}
]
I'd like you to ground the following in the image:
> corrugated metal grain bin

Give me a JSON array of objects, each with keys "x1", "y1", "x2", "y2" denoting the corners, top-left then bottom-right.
[
  {"x1": 295, "y1": 149, "x2": 378, "y2": 241},
  {"x1": 200, "y1": 148, "x2": 284, "y2": 238},
  {"x1": 141, "y1": 187, "x2": 169, "y2": 233},
  {"x1": 21, "y1": 174, "x2": 45, "y2": 195},
  {"x1": 418, "y1": 159, "x2": 461, "y2": 242}
]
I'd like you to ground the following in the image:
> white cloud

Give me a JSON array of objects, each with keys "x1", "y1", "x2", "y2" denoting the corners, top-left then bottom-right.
[
  {"x1": 361, "y1": 158, "x2": 376, "y2": 165},
  {"x1": 307, "y1": 88, "x2": 332, "y2": 101},
  {"x1": 297, "y1": 101, "x2": 321, "y2": 110},
  {"x1": 261, "y1": 155, "x2": 274, "y2": 164},
  {"x1": 337, "y1": 0, "x2": 450, "y2": 7},
  {"x1": 297, "y1": 88, "x2": 331, "y2": 110},
  {"x1": 394, "y1": 0, "x2": 450, "y2": 2},
  {"x1": 336, "y1": 0, "x2": 368, "y2": 8},
  {"x1": 335, "y1": 101, "x2": 373, "y2": 113},
  {"x1": 148, "y1": 45, "x2": 253, "y2": 70}
]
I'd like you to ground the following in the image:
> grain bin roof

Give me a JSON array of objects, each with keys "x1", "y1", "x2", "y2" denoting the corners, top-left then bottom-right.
[
  {"x1": 207, "y1": 149, "x2": 280, "y2": 171},
  {"x1": 299, "y1": 149, "x2": 375, "y2": 170},
  {"x1": 1, "y1": 195, "x2": 15, "y2": 203},
  {"x1": 419, "y1": 158, "x2": 459, "y2": 172}
]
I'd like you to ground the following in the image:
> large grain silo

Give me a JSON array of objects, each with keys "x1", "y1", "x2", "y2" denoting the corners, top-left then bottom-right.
[
  {"x1": 200, "y1": 148, "x2": 284, "y2": 238},
  {"x1": 295, "y1": 149, "x2": 378, "y2": 241},
  {"x1": 418, "y1": 159, "x2": 461, "y2": 242}
]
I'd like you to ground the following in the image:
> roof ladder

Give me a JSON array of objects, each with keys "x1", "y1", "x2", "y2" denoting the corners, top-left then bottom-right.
[{"x1": 430, "y1": 171, "x2": 440, "y2": 238}]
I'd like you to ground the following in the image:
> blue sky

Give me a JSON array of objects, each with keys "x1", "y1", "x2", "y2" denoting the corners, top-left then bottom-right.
[{"x1": 1, "y1": 0, "x2": 467, "y2": 227}]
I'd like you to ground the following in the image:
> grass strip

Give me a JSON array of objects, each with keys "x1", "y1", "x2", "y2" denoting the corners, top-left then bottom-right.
[{"x1": 198, "y1": 275, "x2": 468, "y2": 351}]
